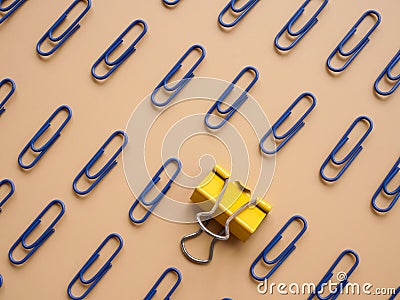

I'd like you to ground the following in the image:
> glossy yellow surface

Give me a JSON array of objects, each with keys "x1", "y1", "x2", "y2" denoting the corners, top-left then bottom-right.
[{"x1": 190, "y1": 165, "x2": 272, "y2": 242}]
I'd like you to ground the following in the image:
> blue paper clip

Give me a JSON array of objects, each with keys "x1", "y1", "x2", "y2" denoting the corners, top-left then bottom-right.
[
  {"x1": 36, "y1": 0, "x2": 92, "y2": 57},
  {"x1": 0, "y1": 0, "x2": 26, "y2": 24},
  {"x1": 327, "y1": 10, "x2": 381, "y2": 73},
  {"x1": 371, "y1": 157, "x2": 400, "y2": 213},
  {"x1": 18, "y1": 105, "x2": 72, "y2": 170},
  {"x1": 8, "y1": 200, "x2": 65, "y2": 265},
  {"x1": 0, "y1": 179, "x2": 15, "y2": 213},
  {"x1": 0, "y1": 78, "x2": 16, "y2": 116},
  {"x1": 250, "y1": 215, "x2": 307, "y2": 281},
  {"x1": 144, "y1": 267, "x2": 182, "y2": 300},
  {"x1": 0, "y1": 274, "x2": 2, "y2": 287},
  {"x1": 163, "y1": 0, "x2": 180, "y2": 6},
  {"x1": 205, "y1": 66, "x2": 259, "y2": 129},
  {"x1": 308, "y1": 250, "x2": 359, "y2": 300},
  {"x1": 374, "y1": 50, "x2": 400, "y2": 96},
  {"x1": 73, "y1": 130, "x2": 128, "y2": 196},
  {"x1": 91, "y1": 20, "x2": 148, "y2": 80},
  {"x1": 320, "y1": 116, "x2": 373, "y2": 182},
  {"x1": 275, "y1": 0, "x2": 329, "y2": 51},
  {"x1": 67, "y1": 233, "x2": 123, "y2": 300},
  {"x1": 151, "y1": 45, "x2": 206, "y2": 107},
  {"x1": 130, "y1": 158, "x2": 182, "y2": 224},
  {"x1": 389, "y1": 287, "x2": 400, "y2": 300},
  {"x1": 260, "y1": 92, "x2": 317, "y2": 155},
  {"x1": 218, "y1": 0, "x2": 259, "y2": 28}
]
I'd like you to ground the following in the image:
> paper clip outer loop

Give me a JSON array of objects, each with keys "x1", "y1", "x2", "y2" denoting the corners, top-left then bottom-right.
[
  {"x1": 308, "y1": 250, "x2": 359, "y2": 300},
  {"x1": 18, "y1": 105, "x2": 72, "y2": 170},
  {"x1": 163, "y1": 0, "x2": 180, "y2": 6},
  {"x1": 0, "y1": 274, "x2": 2, "y2": 287},
  {"x1": 67, "y1": 233, "x2": 123, "y2": 300},
  {"x1": 0, "y1": 78, "x2": 16, "y2": 116},
  {"x1": 260, "y1": 92, "x2": 317, "y2": 155},
  {"x1": 91, "y1": 20, "x2": 148, "y2": 80},
  {"x1": 275, "y1": 0, "x2": 329, "y2": 51},
  {"x1": 73, "y1": 130, "x2": 128, "y2": 196},
  {"x1": 320, "y1": 116, "x2": 373, "y2": 182},
  {"x1": 0, "y1": 179, "x2": 15, "y2": 213},
  {"x1": 8, "y1": 200, "x2": 65, "y2": 265},
  {"x1": 389, "y1": 287, "x2": 400, "y2": 300},
  {"x1": 327, "y1": 10, "x2": 381, "y2": 73},
  {"x1": 130, "y1": 158, "x2": 182, "y2": 224},
  {"x1": 144, "y1": 267, "x2": 182, "y2": 300},
  {"x1": 371, "y1": 157, "x2": 400, "y2": 213},
  {"x1": 205, "y1": 66, "x2": 259, "y2": 130},
  {"x1": 250, "y1": 215, "x2": 308, "y2": 281},
  {"x1": 218, "y1": 0, "x2": 259, "y2": 28},
  {"x1": 0, "y1": 0, "x2": 26, "y2": 24},
  {"x1": 374, "y1": 50, "x2": 400, "y2": 96},
  {"x1": 36, "y1": 0, "x2": 92, "y2": 57},
  {"x1": 151, "y1": 44, "x2": 206, "y2": 107}
]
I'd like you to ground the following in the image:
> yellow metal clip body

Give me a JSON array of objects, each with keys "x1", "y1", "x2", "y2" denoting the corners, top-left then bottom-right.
[{"x1": 190, "y1": 165, "x2": 271, "y2": 242}]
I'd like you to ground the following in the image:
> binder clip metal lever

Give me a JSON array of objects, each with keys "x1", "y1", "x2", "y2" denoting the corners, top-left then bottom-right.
[{"x1": 181, "y1": 165, "x2": 272, "y2": 264}]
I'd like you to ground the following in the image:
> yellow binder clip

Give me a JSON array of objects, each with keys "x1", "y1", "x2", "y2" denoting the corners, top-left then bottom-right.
[{"x1": 181, "y1": 165, "x2": 272, "y2": 264}]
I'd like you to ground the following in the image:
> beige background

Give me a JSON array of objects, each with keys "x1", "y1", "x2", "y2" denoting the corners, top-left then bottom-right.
[{"x1": 0, "y1": 0, "x2": 399, "y2": 299}]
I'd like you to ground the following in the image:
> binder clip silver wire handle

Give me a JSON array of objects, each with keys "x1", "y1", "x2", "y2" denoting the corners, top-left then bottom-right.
[{"x1": 181, "y1": 179, "x2": 257, "y2": 264}]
